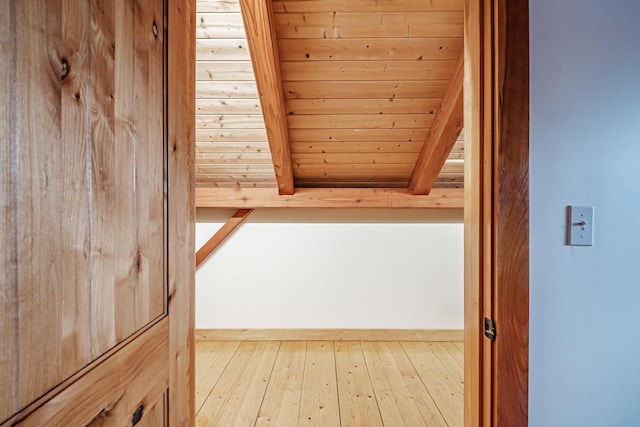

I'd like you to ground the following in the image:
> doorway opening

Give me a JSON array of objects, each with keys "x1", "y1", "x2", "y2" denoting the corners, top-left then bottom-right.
[
  {"x1": 194, "y1": 208, "x2": 465, "y2": 425},
  {"x1": 190, "y1": 0, "x2": 530, "y2": 425}
]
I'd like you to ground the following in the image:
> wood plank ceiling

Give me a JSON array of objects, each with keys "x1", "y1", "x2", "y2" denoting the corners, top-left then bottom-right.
[{"x1": 195, "y1": 0, "x2": 464, "y2": 208}]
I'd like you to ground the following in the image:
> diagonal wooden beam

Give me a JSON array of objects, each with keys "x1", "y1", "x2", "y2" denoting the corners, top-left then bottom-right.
[
  {"x1": 240, "y1": 0, "x2": 294, "y2": 195},
  {"x1": 195, "y1": 187, "x2": 464, "y2": 209},
  {"x1": 409, "y1": 53, "x2": 464, "y2": 195},
  {"x1": 195, "y1": 209, "x2": 253, "y2": 268}
]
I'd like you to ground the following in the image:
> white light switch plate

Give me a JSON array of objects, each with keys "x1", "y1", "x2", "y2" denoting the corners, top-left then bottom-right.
[{"x1": 567, "y1": 205, "x2": 594, "y2": 246}]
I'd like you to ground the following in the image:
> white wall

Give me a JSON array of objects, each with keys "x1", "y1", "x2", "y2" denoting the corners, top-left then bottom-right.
[
  {"x1": 196, "y1": 208, "x2": 463, "y2": 329},
  {"x1": 530, "y1": 1, "x2": 640, "y2": 425}
]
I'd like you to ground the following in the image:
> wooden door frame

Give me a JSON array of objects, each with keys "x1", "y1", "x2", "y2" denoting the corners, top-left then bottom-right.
[
  {"x1": 167, "y1": 0, "x2": 196, "y2": 426},
  {"x1": 173, "y1": 0, "x2": 530, "y2": 425},
  {"x1": 464, "y1": 1, "x2": 530, "y2": 426}
]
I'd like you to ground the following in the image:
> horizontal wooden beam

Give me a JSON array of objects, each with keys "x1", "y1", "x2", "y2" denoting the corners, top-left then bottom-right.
[
  {"x1": 409, "y1": 53, "x2": 464, "y2": 194},
  {"x1": 240, "y1": 0, "x2": 294, "y2": 195},
  {"x1": 195, "y1": 209, "x2": 253, "y2": 267},
  {"x1": 195, "y1": 187, "x2": 463, "y2": 209}
]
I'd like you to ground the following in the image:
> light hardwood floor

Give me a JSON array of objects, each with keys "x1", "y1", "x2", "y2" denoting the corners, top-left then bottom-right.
[{"x1": 195, "y1": 340, "x2": 463, "y2": 427}]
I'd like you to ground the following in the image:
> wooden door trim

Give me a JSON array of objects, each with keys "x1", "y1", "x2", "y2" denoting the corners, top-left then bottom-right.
[
  {"x1": 167, "y1": 0, "x2": 196, "y2": 425},
  {"x1": 464, "y1": 0, "x2": 530, "y2": 425},
  {"x1": 178, "y1": 0, "x2": 530, "y2": 425}
]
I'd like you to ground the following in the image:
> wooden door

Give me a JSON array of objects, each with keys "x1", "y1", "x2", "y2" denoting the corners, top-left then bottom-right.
[
  {"x1": 464, "y1": 0, "x2": 530, "y2": 425},
  {"x1": 0, "y1": 0, "x2": 195, "y2": 425}
]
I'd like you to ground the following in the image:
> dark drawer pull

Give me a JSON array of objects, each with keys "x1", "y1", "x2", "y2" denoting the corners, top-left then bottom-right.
[{"x1": 132, "y1": 405, "x2": 144, "y2": 425}]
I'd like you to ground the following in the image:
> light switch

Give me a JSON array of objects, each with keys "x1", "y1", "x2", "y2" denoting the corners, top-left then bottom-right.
[{"x1": 567, "y1": 205, "x2": 594, "y2": 246}]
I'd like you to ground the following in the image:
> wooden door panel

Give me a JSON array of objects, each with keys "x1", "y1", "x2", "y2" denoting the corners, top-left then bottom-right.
[
  {"x1": 89, "y1": 0, "x2": 121, "y2": 359},
  {"x1": 131, "y1": 0, "x2": 166, "y2": 332},
  {"x1": 87, "y1": 0, "x2": 167, "y2": 355},
  {"x1": 1, "y1": 0, "x2": 167, "y2": 421},
  {"x1": 14, "y1": 0, "x2": 84, "y2": 409},
  {"x1": 8, "y1": 319, "x2": 168, "y2": 426}
]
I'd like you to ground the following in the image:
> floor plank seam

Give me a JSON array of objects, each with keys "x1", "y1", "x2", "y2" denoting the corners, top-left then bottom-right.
[
  {"x1": 254, "y1": 340, "x2": 282, "y2": 427},
  {"x1": 400, "y1": 341, "x2": 450, "y2": 427},
  {"x1": 331, "y1": 341, "x2": 342, "y2": 427},
  {"x1": 360, "y1": 341, "x2": 388, "y2": 426},
  {"x1": 196, "y1": 341, "x2": 243, "y2": 417},
  {"x1": 293, "y1": 341, "x2": 307, "y2": 427}
]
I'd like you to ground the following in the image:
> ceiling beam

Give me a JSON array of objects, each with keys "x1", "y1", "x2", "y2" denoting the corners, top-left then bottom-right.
[
  {"x1": 409, "y1": 53, "x2": 464, "y2": 195},
  {"x1": 196, "y1": 187, "x2": 463, "y2": 209},
  {"x1": 240, "y1": 0, "x2": 294, "y2": 195},
  {"x1": 195, "y1": 209, "x2": 253, "y2": 268}
]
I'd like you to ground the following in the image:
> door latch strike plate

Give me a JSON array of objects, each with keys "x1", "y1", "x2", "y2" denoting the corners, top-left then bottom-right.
[{"x1": 484, "y1": 317, "x2": 496, "y2": 341}]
